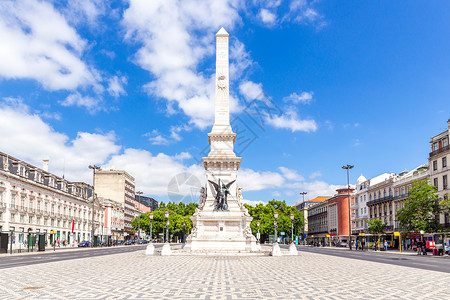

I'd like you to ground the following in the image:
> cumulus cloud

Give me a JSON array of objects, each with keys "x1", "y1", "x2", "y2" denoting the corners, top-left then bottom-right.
[
  {"x1": 259, "y1": 8, "x2": 276, "y2": 25},
  {"x1": 266, "y1": 110, "x2": 317, "y2": 132},
  {"x1": 0, "y1": 99, "x2": 119, "y2": 181},
  {"x1": 107, "y1": 75, "x2": 127, "y2": 97},
  {"x1": 0, "y1": 0, "x2": 101, "y2": 91},
  {"x1": 283, "y1": 91, "x2": 313, "y2": 104},
  {"x1": 60, "y1": 92, "x2": 102, "y2": 114},
  {"x1": 122, "y1": 0, "x2": 245, "y2": 129},
  {"x1": 309, "y1": 171, "x2": 322, "y2": 179},
  {"x1": 63, "y1": 0, "x2": 106, "y2": 28},
  {"x1": 239, "y1": 81, "x2": 264, "y2": 101},
  {"x1": 279, "y1": 166, "x2": 304, "y2": 181}
]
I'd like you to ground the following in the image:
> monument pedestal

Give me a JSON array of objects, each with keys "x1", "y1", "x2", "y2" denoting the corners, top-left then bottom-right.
[{"x1": 186, "y1": 211, "x2": 257, "y2": 252}]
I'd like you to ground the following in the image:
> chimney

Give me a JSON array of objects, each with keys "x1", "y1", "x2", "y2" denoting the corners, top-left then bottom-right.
[
  {"x1": 447, "y1": 118, "x2": 450, "y2": 130},
  {"x1": 43, "y1": 159, "x2": 49, "y2": 172}
]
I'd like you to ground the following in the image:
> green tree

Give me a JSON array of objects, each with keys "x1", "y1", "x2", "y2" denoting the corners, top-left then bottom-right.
[
  {"x1": 366, "y1": 219, "x2": 384, "y2": 234},
  {"x1": 132, "y1": 201, "x2": 198, "y2": 240},
  {"x1": 396, "y1": 180, "x2": 441, "y2": 233},
  {"x1": 245, "y1": 199, "x2": 304, "y2": 241}
]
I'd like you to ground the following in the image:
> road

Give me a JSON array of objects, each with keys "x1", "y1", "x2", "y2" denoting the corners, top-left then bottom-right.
[
  {"x1": 298, "y1": 245, "x2": 450, "y2": 273},
  {"x1": 0, "y1": 244, "x2": 150, "y2": 269}
]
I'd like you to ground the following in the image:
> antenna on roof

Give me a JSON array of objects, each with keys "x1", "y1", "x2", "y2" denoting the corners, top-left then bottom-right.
[{"x1": 62, "y1": 158, "x2": 65, "y2": 179}]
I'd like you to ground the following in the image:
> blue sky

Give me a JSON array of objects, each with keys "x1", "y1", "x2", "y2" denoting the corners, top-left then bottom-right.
[{"x1": 0, "y1": 0, "x2": 449, "y2": 206}]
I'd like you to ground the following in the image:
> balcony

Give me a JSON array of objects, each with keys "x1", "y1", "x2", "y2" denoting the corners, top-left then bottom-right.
[
  {"x1": 393, "y1": 193, "x2": 409, "y2": 201},
  {"x1": 383, "y1": 225, "x2": 394, "y2": 231},
  {"x1": 10, "y1": 204, "x2": 18, "y2": 210},
  {"x1": 430, "y1": 144, "x2": 450, "y2": 158},
  {"x1": 367, "y1": 195, "x2": 393, "y2": 206}
]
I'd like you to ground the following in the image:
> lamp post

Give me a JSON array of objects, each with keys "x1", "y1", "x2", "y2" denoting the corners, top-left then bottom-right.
[
  {"x1": 149, "y1": 212, "x2": 153, "y2": 243},
  {"x1": 342, "y1": 164, "x2": 354, "y2": 251},
  {"x1": 89, "y1": 165, "x2": 100, "y2": 248},
  {"x1": 274, "y1": 211, "x2": 278, "y2": 244},
  {"x1": 183, "y1": 221, "x2": 186, "y2": 243},
  {"x1": 290, "y1": 213, "x2": 295, "y2": 244},
  {"x1": 257, "y1": 221, "x2": 260, "y2": 244},
  {"x1": 136, "y1": 191, "x2": 143, "y2": 245},
  {"x1": 299, "y1": 192, "x2": 307, "y2": 244},
  {"x1": 164, "y1": 211, "x2": 169, "y2": 243}
]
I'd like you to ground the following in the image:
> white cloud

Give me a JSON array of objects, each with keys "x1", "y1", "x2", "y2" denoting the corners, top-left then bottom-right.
[
  {"x1": 309, "y1": 171, "x2": 322, "y2": 179},
  {"x1": 239, "y1": 81, "x2": 264, "y2": 101},
  {"x1": 278, "y1": 166, "x2": 304, "y2": 181},
  {"x1": 284, "y1": 0, "x2": 325, "y2": 28},
  {"x1": 354, "y1": 139, "x2": 361, "y2": 147},
  {"x1": 60, "y1": 92, "x2": 102, "y2": 114},
  {"x1": 0, "y1": 0, "x2": 101, "y2": 91},
  {"x1": 144, "y1": 125, "x2": 191, "y2": 145},
  {"x1": 0, "y1": 100, "x2": 119, "y2": 182},
  {"x1": 104, "y1": 149, "x2": 205, "y2": 197},
  {"x1": 122, "y1": 0, "x2": 244, "y2": 129},
  {"x1": 266, "y1": 110, "x2": 317, "y2": 132},
  {"x1": 107, "y1": 76, "x2": 127, "y2": 97},
  {"x1": 259, "y1": 8, "x2": 276, "y2": 25},
  {"x1": 63, "y1": 0, "x2": 106, "y2": 28},
  {"x1": 238, "y1": 168, "x2": 285, "y2": 191},
  {"x1": 145, "y1": 130, "x2": 170, "y2": 146},
  {"x1": 283, "y1": 91, "x2": 313, "y2": 104},
  {"x1": 242, "y1": 199, "x2": 267, "y2": 206}
]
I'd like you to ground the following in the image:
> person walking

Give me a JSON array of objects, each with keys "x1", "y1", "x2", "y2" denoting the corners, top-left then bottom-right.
[
  {"x1": 355, "y1": 240, "x2": 359, "y2": 250},
  {"x1": 384, "y1": 240, "x2": 388, "y2": 252}
]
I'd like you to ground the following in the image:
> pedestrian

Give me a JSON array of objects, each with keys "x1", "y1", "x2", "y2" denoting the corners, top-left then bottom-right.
[
  {"x1": 423, "y1": 241, "x2": 427, "y2": 255},
  {"x1": 417, "y1": 240, "x2": 422, "y2": 255},
  {"x1": 355, "y1": 240, "x2": 359, "y2": 250},
  {"x1": 384, "y1": 240, "x2": 388, "y2": 252}
]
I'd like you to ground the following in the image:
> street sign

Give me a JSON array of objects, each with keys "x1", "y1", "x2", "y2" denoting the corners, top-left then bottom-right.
[
  {"x1": 359, "y1": 233, "x2": 365, "y2": 236},
  {"x1": 394, "y1": 232, "x2": 400, "y2": 236},
  {"x1": 280, "y1": 232, "x2": 285, "y2": 236}
]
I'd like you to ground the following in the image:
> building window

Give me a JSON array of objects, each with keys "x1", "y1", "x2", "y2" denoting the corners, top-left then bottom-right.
[
  {"x1": 443, "y1": 138, "x2": 448, "y2": 147},
  {"x1": 444, "y1": 175, "x2": 448, "y2": 190},
  {"x1": 443, "y1": 157, "x2": 447, "y2": 168},
  {"x1": 433, "y1": 160, "x2": 438, "y2": 171},
  {"x1": 395, "y1": 189, "x2": 399, "y2": 197},
  {"x1": 434, "y1": 178, "x2": 439, "y2": 189},
  {"x1": 433, "y1": 142, "x2": 439, "y2": 151}
]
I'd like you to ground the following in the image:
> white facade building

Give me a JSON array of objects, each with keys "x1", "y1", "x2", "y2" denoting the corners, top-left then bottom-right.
[{"x1": 0, "y1": 152, "x2": 104, "y2": 250}]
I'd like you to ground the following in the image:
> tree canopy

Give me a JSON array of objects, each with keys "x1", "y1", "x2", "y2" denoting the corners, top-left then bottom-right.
[
  {"x1": 396, "y1": 180, "x2": 441, "y2": 233},
  {"x1": 131, "y1": 202, "x2": 198, "y2": 240},
  {"x1": 366, "y1": 219, "x2": 385, "y2": 234},
  {"x1": 244, "y1": 199, "x2": 304, "y2": 240}
]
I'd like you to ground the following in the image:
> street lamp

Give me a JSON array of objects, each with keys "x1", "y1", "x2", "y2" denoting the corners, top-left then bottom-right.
[
  {"x1": 166, "y1": 219, "x2": 170, "y2": 243},
  {"x1": 89, "y1": 165, "x2": 100, "y2": 248},
  {"x1": 290, "y1": 213, "x2": 295, "y2": 244},
  {"x1": 342, "y1": 164, "x2": 354, "y2": 251},
  {"x1": 136, "y1": 191, "x2": 143, "y2": 245},
  {"x1": 164, "y1": 211, "x2": 169, "y2": 243},
  {"x1": 274, "y1": 211, "x2": 278, "y2": 244},
  {"x1": 257, "y1": 221, "x2": 260, "y2": 244},
  {"x1": 149, "y1": 212, "x2": 153, "y2": 243},
  {"x1": 299, "y1": 192, "x2": 307, "y2": 243},
  {"x1": 183, "y1": 221, "x2": 186, "y2": 243}
]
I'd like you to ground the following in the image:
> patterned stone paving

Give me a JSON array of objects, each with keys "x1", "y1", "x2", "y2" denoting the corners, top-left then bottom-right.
[{"x1": 1, "y1": 249, "x2": 449, "y2": 299}]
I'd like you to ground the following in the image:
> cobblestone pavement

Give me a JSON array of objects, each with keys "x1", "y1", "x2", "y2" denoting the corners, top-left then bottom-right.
[{"x1": 1, "y1": 248, "x2": 449, "y2": 299}]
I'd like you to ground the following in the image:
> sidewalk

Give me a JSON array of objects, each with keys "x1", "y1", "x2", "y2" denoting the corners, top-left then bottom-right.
[{"x1": 298, "y1": 244, "x2": 449, "y2": 257}]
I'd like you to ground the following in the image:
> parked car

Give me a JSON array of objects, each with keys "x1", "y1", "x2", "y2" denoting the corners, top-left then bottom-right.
[
  {"x1": 124, "y1": 239, "x2": 136, "y2": 245},
  {"x1": 138, "y1": 240, "x2": 149, "y2": 244},
  {"x1": 78, "y1": 241, "x2": 90, "y2": 247}
]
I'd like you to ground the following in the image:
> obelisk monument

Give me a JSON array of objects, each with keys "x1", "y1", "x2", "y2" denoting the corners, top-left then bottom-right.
[{"x1": 185, "y1": 28, "x2": 257, "y2": 252}]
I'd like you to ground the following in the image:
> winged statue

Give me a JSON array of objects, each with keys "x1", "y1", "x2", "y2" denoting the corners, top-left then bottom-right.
[{"x1": 208, "y1": 178, "x2": 236, "y2": 211}]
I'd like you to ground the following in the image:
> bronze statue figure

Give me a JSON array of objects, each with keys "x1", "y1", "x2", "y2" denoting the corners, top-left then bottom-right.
[{"x1": 208, "y1": 179, "x2": 235, "y2": 211}]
